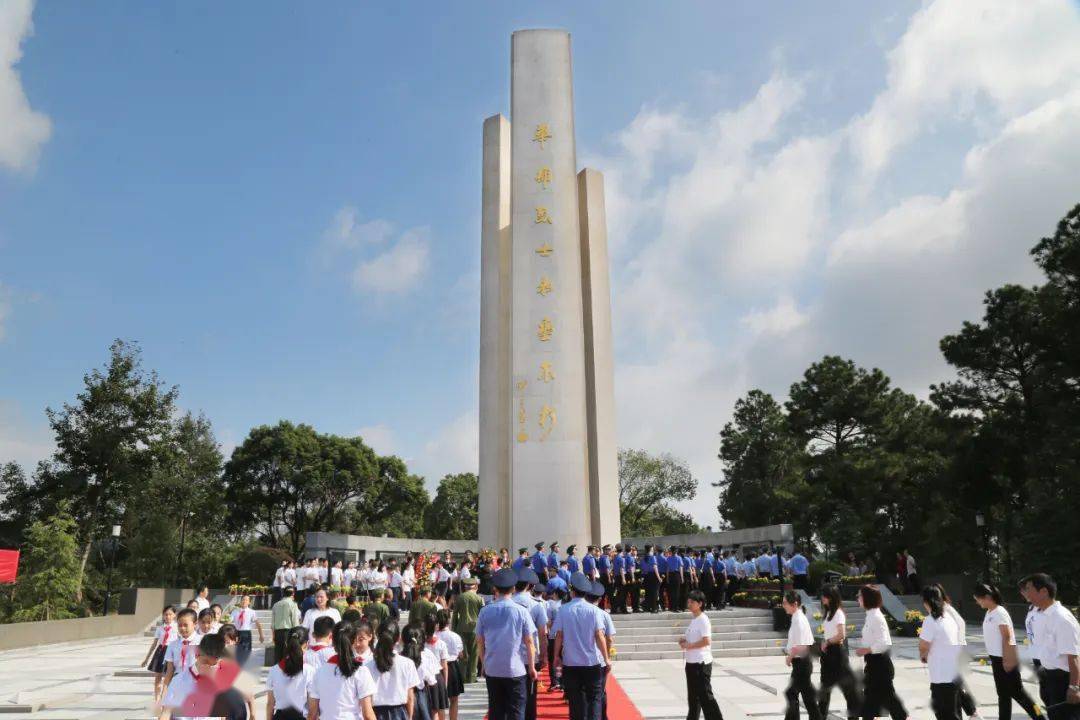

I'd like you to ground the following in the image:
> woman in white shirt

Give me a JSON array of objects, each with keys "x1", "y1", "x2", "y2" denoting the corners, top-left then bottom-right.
[
  {"x1": 934, "y1": 584, "x2": 978, "y2": 719},
  {"x1": 304, "y1": 589, "x2": 343, "y2": 633},
  {"x1": 920, "y1": 585, "x2": 963, "y2": 720},
  {"x1": 974, "y1": 583, "x2": 1041, "y2": 720},
  {"x1": 308, "y1": 623, "x2": 378, "y2": 720},
  {"x1": 401, "y1": 625, "x2": 432, "y2": 720},
  {"x1": 678, "y1": 590, "x2": 722, "y2": 720},
  {"x1": 400, "y1": 562, "x2": 416, "y2": 611},
  {"x1": 782, "y1": 591, "x2": 823, "y2": 720},
  {"x1": 818, "y1": 585, "x2": 861, "y2": 720},
  {"x1": 368, "y1": 625, "x2": 419, "y2": 720},
  {"x1": 267, "y1": 626, "x2": 316, "y2": 720},
  {"x1": 855, "y1": 585, "x2": 910, "y2": 720}
]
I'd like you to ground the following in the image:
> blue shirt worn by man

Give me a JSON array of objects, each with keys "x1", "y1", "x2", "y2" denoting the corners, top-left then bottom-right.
[
  {"x1": 657, "y1": 554, "x2": 668, "y2": 574},
  {"x1": 725, "y1": 556, "x2": 737, "y2": 575},
  {"x1": 557, "y1": 567, "x2": 571, "y2": 584},
  {"x1": 547, "y1": 552, "x2": 560, "y2": 570},
  {"x1": 667, "y1": 554, "x2": 682, "y2": 573},
  {"x1": 546, "y1": 575, "x2": 567, "y2": 593},
  {"x1": 531, "y1": 551, "x2": 547, "y2": 577},
  {"x1": 512, "y1": 556, "x2": 527, "y2": 571},
  {"x1": 770, "y1": 553, "x2": 780, "y2": 576},
  {"x1": 641, "y1": 553, "x2": 656, "y2": 576},
  {"x1": 742, "y1": 559, "x2": 755, "y2": 577},
  {"x1": 512, "y1": 591, "x2": 548, "y2": 666},
  {"x1": 582, "y1": 555, "x2": 596, "y2": 577},
  {"x1": 476, "y1": 596, "x2": 537, "y2": 678},
  {"x1": 566, "y1": 556, "x2": 580, "y2": 574},
  {"x1": 789, "y1": 553, "x2": 810, "y2": 575},
  {"x1": 756, "y1": 554, "x2": 771, "y2": 574},
  {"x1": 552, "y1": 598, "x2": 605, "y2": 667},
  {"x1": 612, "y1": 554, "x2": 624, "y2": 577},
  {"x1": 597, "y1": 554, "x2": 610, "y2": 576},
  {"x1": 623, "y1": 554, "x2": 635, "y2": 574}
]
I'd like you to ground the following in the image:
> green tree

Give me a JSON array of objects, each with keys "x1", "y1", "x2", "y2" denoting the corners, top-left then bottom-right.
[
  {"x1": 618, "y1": 449, "x2": 700, "y2": 537},
  {"x1": 0, "y1": 462, "x2": 36, "y2": 548},
  {"x1": 342, "y1": 454, "x2": 429, "y2": 539},
  {"x1": 423, "y1": 473, "x2": 478, "y2": 540},
  {"x1": 34, "y1": 340, "x2": 178, "y2": 600},
  {"x1": 716, "y1": 390, "x2": 806, "y2": 532},
  {"x1": 12, "y1": 502, "x2": 81, "y2": 621}
]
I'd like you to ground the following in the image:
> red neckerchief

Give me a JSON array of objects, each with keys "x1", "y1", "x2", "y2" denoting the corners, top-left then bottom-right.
[
  {"x1": 427, "y1": 637, "x2": 437, "y2": 645},
  {"x1": 327, "y1": 655, "x2": 363, "y2": 665},
  {"x1": 310, "y1": 644, "x2": 330, "y2": 652}
]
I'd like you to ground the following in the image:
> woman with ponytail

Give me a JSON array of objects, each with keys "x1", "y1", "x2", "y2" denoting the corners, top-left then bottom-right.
[
  {"x1": 974, "y1": 583, "x2": 1042, "y2": 720},
  {"x1": 420, "y1": 617, "x2": 449, "y2": 720},
  {"x1": 855, "y1": 585, "x2": 910, "y2": 720},
  {"x1": 935, "y1": 584, "x2": 979, "y2": 719},
  {"x1": 818, "y1": 585, "x2": 862, "y2": 720},
  {"x1": 267, "y1": 627, "x2": 315, "y2": 720},
  {"x1": 309, "y1": 621, "x2": 377, "y2": 720},
  {"x1": 919, "y1": 585, "x2": 963, "y2": 720},
  {"x1": 401, "y1": 626, "x2": 432, "y2": 720},
  {"x1": 366, "y1": 624, "x2": 420, "y2": 720}
]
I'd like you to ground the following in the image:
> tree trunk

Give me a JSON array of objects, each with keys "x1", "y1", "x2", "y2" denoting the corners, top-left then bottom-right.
[{"x1": 75, "y1": 494, "x2": 102, "y2": 603}]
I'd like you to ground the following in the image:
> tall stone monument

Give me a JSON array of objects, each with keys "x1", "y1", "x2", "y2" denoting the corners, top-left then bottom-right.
[{"x1": 479, "y1": 30, "x2": 620, "y2": 552}]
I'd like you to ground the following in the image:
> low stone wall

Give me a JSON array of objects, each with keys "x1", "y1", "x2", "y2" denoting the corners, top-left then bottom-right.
[{"x1": 0, "y1": 587, "x2": 192, "y2": 652}]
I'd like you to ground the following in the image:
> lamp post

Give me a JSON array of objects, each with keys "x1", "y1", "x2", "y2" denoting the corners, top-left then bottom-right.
[
  {"x1": 975, "y1": 511, "x2": 990, "y2": 580},
  {"x1": 104, "y1": 524, "x2": 121, "y2": 615},
  {"x1": 175, "y1": 510, "x2": 194, "y2": 587}
]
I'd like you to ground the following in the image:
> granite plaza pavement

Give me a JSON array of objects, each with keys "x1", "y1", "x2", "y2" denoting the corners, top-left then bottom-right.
[{"x1": 0, "y1": 613, "x2": 1041, "y2": 720}]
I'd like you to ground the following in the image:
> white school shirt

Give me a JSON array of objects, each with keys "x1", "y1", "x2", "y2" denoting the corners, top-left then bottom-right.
[
  {"x1": 823, "y1": 608, "x2": 847, "y2": 642},
  {"x1": 305, "y1": 643, "x2": 336, "y2": 670},
  {"x1": 944, "y1": 604, "x2": 967, "y2": 646},
  {"x1": 344, "y1": 568, "x2": 357, "y2": 586},
  {"x1": 983, "y1": 606, "x2": 1015, "y2": 657},
  {"x1": 162, "y1": 666, "x2": 199, "y2": 710},
  {"x1": 436, "y1": 629, "x2": 464, "y2": 661},
  {"x1": 1036, "y1": 602, "x2": 1080, "y2": 671},
  {"x1": 273, "y1": 567, "x2": 286, "y2": 588},
  {"x1": 683, "y1": 613, "x2": 713, "y2": 664},
  {"x1": 267, "y1": 662, "x2": 315, "y2": 712},
  {"x1": 155, "y1": 621, "x2": 178, "y2": 648},
  {"x1": 303, "y1": 607, "x2": 342, "y2": 633},
  {"x1": 920, "y1": 613, "x2": 962, "y2": 684},
  {"x1": 389, "y1": 571, "x2": 402, "y2": 588},
  {"x1": 164, "y1": 634, "x2": 199, "y2": 672},
  {"x1": 906, "y1": 554, "x2": 917, "y2": 576},
  {"x1": 437, "y1": 567, "x2": 451, "y2": 583},
  {"x1": 232, "y1": 608, "x2": 256, "y2": 631},
  {"x1": 861, "y1": 608, "x2": 893, "y2": 653},
  {"x1": 318, "y1": 566, "x2": 329, "y2": 583},
  {"x1": 401, "y1": 567, "x2": 416, "y2": 592},
  {"x1": 786, "y1": 610, "x2": 815, "y2": 653},
  {"x1": 309, "y1": 661, "x2": 377, "y2": 720},
  {"x1": 370, "y1": 570, "x2": 388, "y2": 590},
  {"x1": 194, "y1": 596, "x2": 210, "y2": 612},
  {"x1": 459, "y1": 566, "x2": 472, "y2": 580},
  {"x1": 367, "y1": 654, "x2": 421, "y2": 707},
  {"x1": 330, "y1": 567, "x2": 344, "y2": 586},
  {"x1": 420, "y1": 646, "x2": 442, "y2": 686},
  {"x1": 416, "y1": 657, "x2": 434, "y2": 689},
  {"x1": 284, "y1": 568, "x2": 298, "y2": 587}
]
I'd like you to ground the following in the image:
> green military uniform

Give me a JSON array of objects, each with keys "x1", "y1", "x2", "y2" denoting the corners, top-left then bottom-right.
[
  {"x1": 364, "y1": 598, "x2": 390, "y2": 633},
  {"x1": 452, "y1": 580, "x2": 484, "y2": 683},
  {"x1": 410, "y1": 595, "x2": 439, "y2": 627}
]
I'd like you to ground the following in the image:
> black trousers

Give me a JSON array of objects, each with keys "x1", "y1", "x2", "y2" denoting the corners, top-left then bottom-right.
[
  {"x1": 989, "y1": 655, "x2": 1041, "y2": 720},
  {"x1": 685, "y1": 662, "x2": 724, "y2": 720},
  {"x1": 525, "y1": 663, "x2": 540, "y2": 720},
  {"x1": 599, "y1": 577, "x2": 611, "y2": 611},
  {"x1": 862, "y1": 653, "x2": 908, "y2": 720},
  {"x1": 700, "y1": 574, "x2": 714, "y2": 609},
  {"x1": 628, "y1": 578, "x2": 640, "y2": 612},
  {"x1": 236, "y1": 629, "x2": 253, "y2": 666},
  {"x1": 931, "y1": 682, "x2": 962, "y2": 720},
  {"x1": 793, "y1": 574, "x2": 808, "y2": 590},
  {"x1": 1039, "y1": 668, "x2": 1077, "y2": 720},
  {"x1": 563, "y1": 665, "x2": 604, "y2": 720},
  {"x1": 956, "y1": 675, "x2": 977, "y2": 717},
  {"x1": 644, "y1": 574, "x2": 661, "y2": 613},
  {"x1": 612, "y1": 578, "x2": 626, "y2": 613},
  {"x1": 486, "y1": 675, "x2": 527, "y2": 720},
  {"x1": 785, "y1": 656, "x2": 822, "y2": 720},
  {"x1": 667, "y1": 574, "x2": 683, "y2": 612},
  {"x1": 272, "y1": 628, "x2": 290, "y2": 664},
  {"x1": 819, "y1": 644, "x2": 862, "y2": 719}
]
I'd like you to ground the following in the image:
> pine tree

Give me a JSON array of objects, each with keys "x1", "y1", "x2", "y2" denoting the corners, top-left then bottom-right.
[{"x1": 13, "y1": 502, "x2": 82, "y2": 621}]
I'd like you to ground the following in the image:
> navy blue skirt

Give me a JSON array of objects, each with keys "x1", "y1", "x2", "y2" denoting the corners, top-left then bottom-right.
[{"x1": 374, "y1": 705, "x2": 409, "y2": 720}]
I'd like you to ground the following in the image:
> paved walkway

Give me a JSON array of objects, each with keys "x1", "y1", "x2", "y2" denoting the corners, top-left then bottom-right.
[{"x1": 0, "y1": 627, "x2": 1045, "y2": 720}]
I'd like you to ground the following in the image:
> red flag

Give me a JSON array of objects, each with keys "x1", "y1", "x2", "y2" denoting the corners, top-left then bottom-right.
[{"x1": 0, "y1": 549, "x2": 19, "y2": 583}]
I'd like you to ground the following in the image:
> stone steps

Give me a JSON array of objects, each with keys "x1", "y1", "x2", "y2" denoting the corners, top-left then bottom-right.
[
  {"x1": 614, "y1": 628, "x2": 784, "y2": 642},
  {"x1": 609, "y1": 607, "x2": 785, "y2": 662},
  {"x1": 616, "y1": 646, "x2": 785, "y2": 661}
]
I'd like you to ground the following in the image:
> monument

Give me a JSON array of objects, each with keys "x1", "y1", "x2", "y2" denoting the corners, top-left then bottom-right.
[{"x1": 479, "y1": 30, "x2": 620, "y2": 552}]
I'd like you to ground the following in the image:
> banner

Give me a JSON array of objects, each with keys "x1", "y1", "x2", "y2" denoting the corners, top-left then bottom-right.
[{"x1": 0, "y1": 549, "x2": 19, "y2": 583}]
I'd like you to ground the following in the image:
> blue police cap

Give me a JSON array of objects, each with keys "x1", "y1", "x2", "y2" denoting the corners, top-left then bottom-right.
[
  {"x1": 493, "y1": 568, "x2": 519, "y2": 590},
  {"x1": 516, "y1": 567, "x2": 540, "y2": 585},
  {"x1": 590, "y1": 581, "x2": 605, "y2": 598},
  {"x1": 570, "y1": 572, "x2": 593, "y2": 594},
  {"x1": 535, "y1": 583, "x2": 548, "y2": 594}
]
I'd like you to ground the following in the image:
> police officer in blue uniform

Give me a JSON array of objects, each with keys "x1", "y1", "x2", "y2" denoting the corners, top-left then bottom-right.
[
  {"x1": 566, "y1": 545, "x2": 581, "y2": 575},
  {"x1": 531, "y1": 542, "x2": 547, "y2": 578},
  {"x1": 656, "y1": 546, "x2": 670, "y2": 610},
  {"x1": 553, "y1": 573, "x2": 609, "y2": 720},
  {"x1": 610, "y1": 545, "x2": 626, "y2": 614},
  {"x1": 623, "y1": 546, "x2": 639, "y2": 613},
  {"x1": 513, "y1": 548, "x2": 529, "y2": 571},
  {"x1": 476, "y1": 567, "x2": 538, "y2": 720},
  {"x1": 547, "y1": 542, "x2": 560, "y2": 573},
  {"x1": 582, "y1": 546, "x2": 596, "y2": 582},
  {"x1": 513, "y1": 568, "x2": 548, "y2": 720},
  {"x1": 666, "y1": 545, "x2": 684, "y2": 612},
  {"x1": 640, "y1": 545, "x2": 660, "y2": 613}
]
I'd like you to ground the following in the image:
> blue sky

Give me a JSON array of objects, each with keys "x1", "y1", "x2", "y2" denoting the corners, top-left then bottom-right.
[{"x1": 3, "y1": 1, "x2": 1080, "y2": 525}]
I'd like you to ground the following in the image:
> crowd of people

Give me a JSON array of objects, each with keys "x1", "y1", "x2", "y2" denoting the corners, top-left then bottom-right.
[{"x1": 143, "y1": 543, "x2": 1078, "y2": 720}]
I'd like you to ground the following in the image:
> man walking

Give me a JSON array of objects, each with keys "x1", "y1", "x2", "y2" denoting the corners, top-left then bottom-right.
[
  {"x1": 1021, "y1": 573, "x2": 1080, "y2": 720},
  {"x1": 553, "y1": 574, "x2": 609, "y2": 720},
  {"x1": 454, "y1": 575, "x2": 485, "y2": 684},
  {"x1": 270, "y1": 586, "x2": 300, "y2": 662},
  {"x1": 477, "y1": 568, "x2": 538, "y2": 720}
]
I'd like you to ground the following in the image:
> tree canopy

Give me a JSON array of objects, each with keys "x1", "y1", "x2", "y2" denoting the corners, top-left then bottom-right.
[
  {"x1": 423, "y1": 472, "x2": 478, "y2": 540},
  {"x1": 618, "y1": 448, "x2": 701, "y2": 537}
]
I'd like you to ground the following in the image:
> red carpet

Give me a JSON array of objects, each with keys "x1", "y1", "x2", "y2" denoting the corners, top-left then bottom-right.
[{"x1": 486, "y1": 672, "x2": 645, "y2": 720}]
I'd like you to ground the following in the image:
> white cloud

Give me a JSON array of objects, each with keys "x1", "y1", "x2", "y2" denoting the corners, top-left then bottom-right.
[
  {"x1": 412, "y1": 411, "x2": 478, "y2": 494},
  {"x1": 0, "y1": 0, "x2": 50, "y2": 173},
  {"x1": 740, "y1": 295, "x2": 809, "y2": 337},
  {"x1": 849, "y1": 0, "x2": 1080, "y2": 179},
  {"x1": 320, "y1": 207, "x2": 431, "y2": 297},
  {"x1": 0, "y1": 399, "x2": 53, "y2": 469},
  {"x1": 351, "y1": 227, "x2": 430, "y2": 295},
  {"x1": 356, "y1": 423, "x2": 397, "y2": 456}
]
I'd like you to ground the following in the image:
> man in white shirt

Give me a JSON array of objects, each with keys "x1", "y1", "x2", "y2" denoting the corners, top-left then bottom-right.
[
  {"x1": 783, "y1": 592, "x2": 823, "y2": 720},
  {"x1": 317, "y1": 559, "x2": 329, "y2": 585},
  {"x1": 282, "y1": 561, "x2": 297, "y2": 590},
  {"x1": 1021, "y1": 573, "x2": 1080, "y2": 720},
  {"x1": 329, "y1": 561, "x2": 343, "y2": 587},
  {"x1": 272, "y1": 562, "x2": 287, "y2": 603},
  {"x1": 905, "y1": 550, "x2": 919, "y2": 593}
]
